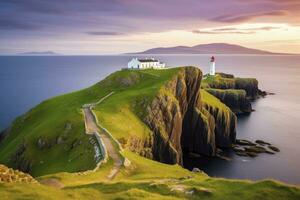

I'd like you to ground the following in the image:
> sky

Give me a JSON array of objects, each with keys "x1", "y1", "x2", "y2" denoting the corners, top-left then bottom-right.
[{"x1": 0, "y1": 0, "x2": 300, "y2": 55}]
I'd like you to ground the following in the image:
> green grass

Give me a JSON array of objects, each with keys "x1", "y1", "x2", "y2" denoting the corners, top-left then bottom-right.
[
  {"x1": 202, "y1": 74, "x2": 235, "y2": 89},
  {"x1": 1, "y1": 150, "x2": 299, "y2": 199},
  {"x1": 0, "y1": 88, "x2": 105, "y2": 176}
]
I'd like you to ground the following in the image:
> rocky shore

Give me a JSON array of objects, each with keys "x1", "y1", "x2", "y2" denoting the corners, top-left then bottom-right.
[{"x1": 233, "y1": 139, "x2": 279, "y2": 157}]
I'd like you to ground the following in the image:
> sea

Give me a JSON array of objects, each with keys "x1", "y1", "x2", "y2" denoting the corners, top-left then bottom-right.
[{"x1": 0, "y1": 55, "x2": 300, "y2": 184}]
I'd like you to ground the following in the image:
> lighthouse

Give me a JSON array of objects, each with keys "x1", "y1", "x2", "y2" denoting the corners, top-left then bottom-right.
[{"x1": 209, "y1": 56, "x2": 216, "y2": 76}]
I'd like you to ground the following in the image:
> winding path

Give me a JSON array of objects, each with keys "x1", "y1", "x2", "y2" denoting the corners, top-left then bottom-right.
[{"x1": 82, "y1": 92, "x2": 123, "y2": 180}]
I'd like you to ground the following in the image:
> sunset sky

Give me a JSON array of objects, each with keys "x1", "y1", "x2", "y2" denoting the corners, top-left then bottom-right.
[{"x1": 1, "y1": 0, "x2": 300, "y2": 54}]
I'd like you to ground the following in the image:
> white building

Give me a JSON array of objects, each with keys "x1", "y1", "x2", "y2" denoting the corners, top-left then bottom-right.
[
  {"x1": 209, "y1": 56, "x2": 216, "y2": 76},
  {"x1": 128, "y1": 58, "x2": 166, "y2": 69}
]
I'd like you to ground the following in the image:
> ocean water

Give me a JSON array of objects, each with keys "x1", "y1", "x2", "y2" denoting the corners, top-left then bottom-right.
[{"x1": 0, "y1": 55, "x2": 300, "y2": 184}]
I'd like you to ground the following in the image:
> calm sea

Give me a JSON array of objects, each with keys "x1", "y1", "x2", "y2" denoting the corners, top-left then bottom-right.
[{"x1": 0, "y1": 55, "x2": 300, "y2": 184}]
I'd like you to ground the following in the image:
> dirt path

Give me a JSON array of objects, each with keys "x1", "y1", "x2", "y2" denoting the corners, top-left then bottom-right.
[{"x1": 82, "y1": 92, "x2": 123, "y2": 180}]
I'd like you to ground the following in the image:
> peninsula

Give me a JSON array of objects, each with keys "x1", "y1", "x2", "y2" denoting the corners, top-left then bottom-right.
[{"x1": 0, "y1": 66, "x2": 299, "y2": 199}]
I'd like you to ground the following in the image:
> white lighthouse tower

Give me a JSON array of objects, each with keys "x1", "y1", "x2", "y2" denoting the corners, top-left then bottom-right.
[{"x1": 209, "y1": 56, "x2": 216, "y2": 76}]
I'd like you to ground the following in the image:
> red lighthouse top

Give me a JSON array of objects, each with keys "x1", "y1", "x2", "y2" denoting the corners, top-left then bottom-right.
[{"x1": 210, "y1": 56, "x2": 215, "y2": 62}]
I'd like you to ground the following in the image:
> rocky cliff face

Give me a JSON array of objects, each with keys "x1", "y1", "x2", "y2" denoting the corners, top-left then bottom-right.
[
  {"x1": 234, "y1": 78, "x2": 259, "y2": 100},
  {"x1": 202, "y1": 73, "x2": 261, "y2": 114},
  {"x1": 142, "y1": 67, "x2": 236, "y2": 165},
  {"x1": 201, "y1": 90, "x2": 237, "y2": 148},
  {"x1": 205, "y1": 89, "x2": 252, "y2": 114},
  {"x1": 211, "y1": 73, "x2": 260, "y2": 99}
]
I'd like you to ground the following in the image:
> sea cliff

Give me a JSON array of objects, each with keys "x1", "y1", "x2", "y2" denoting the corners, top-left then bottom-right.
[
  {"x1": 202, "y1": 72, "x2": 261, "y2": 114},
  {"x1": 141, "y1": 67, "x2": 236, "y2": 165}
]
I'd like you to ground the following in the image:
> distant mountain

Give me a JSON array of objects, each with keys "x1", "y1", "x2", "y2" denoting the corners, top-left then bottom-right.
[
  {"x1": 19, "y1": 51, "x2": 59, "y2": 55},
  {"x1": 131, "y1": 43, "x2": 286, "y2": 55}
]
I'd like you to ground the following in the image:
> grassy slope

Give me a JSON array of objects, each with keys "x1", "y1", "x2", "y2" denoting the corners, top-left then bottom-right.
[
  {"x1": 94, "y1": 68, "x2": 181, "y2": 149},
  {"x1": 0, "y1": 67, "x2": 299, "y2": 199},
  {"x1": 0, "y1": 68, "x2": 180, "y2": 176},
  {"x1": 0, "y1": 75, "x2": 115, "y2": 176},
  {"x1": 2, "y1": 151, "x2": 300, "y2": 199}
]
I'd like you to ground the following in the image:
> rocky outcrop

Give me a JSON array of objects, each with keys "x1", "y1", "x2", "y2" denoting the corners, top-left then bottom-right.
[
  {"x1": 205, "y1": 89, "x2": 252, "y2": 114},
  {"x1": 234, "y1": 78, "x2": 259, "y2": 100},
  {"x1": 202, "y1": 73, "x2": 262, "y2": 114},
  {"x1": 201, "y1": 90, "x2": 237, "y2": 147},
  {"x1": 142, "y1": 67, "x2": 236, "y2": 165},
  {"x1": 0, "y1": 128, "x2": 10, "y2": 143},
  {"x1": 205, "y1": 73, "x2": 261, "y2": 100},
  {"x1": 10, "y1": 142, "x2": 32, "y2": 173},
  {"x1": 0, "y1": 164, "x2": 37, "y2": 183}
]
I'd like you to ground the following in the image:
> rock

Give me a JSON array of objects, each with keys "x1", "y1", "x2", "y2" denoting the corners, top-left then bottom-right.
[
  {"x1": 37, "y1": 138, "x2": 47, "y2": 149},
  {"x1": 192, "y1": 168, "x2": 202, "y2": 173},
  {"x1": 246, "y1": 152, "x2": 258, "y2": 157},
  {"x1": 217, "y1": 154, "x2": 232, "y2": 161},
  {"x1": 236, "y1": 152, "x2": 248, "y2": 157},
  {"x1": 205, "y1": 88, "x2": 252, "y2": 114},
  {"x1": 258, "y1": 90, "x2": 267, "y2": 97},
  {"x1": 255, "y1": 140, "x2": 271, "y2": 146},
  {"x1": 233, "y1": 147, "x2": 244, "y2": 153},
  {"x1": 188, "y1": 187, "x2": 213, "y2": 195},
  {"x1": 216, "y1": 148, "x2": 224, "y2": 155},
  {"x1": 236, "y1": 139, "x2": 256, "y2": 146},
  {"x1": 268, "y1": 145, "x2": 280, "y2": 152},
  {"x1": 56, "y1": 136, "x2": 64, "y2": 144},
  {"x1": 265, "y1": 150, "x2": 275, "y2": 154},
  {"x1": 188, "y1": 152, "x2": 201, "y2": 158},
  {"x1": 123, "y1": 158, "x2": 131, "y2": 168},
  {"x1": 0, "y1": 164, "x2": 37, "y2": 184},
  {"x1": 244, "y1": 146, "x2": 267, "y2": 153},
  {"x1": 64, "y1": 122, "x2": 72, "y2": 130}
]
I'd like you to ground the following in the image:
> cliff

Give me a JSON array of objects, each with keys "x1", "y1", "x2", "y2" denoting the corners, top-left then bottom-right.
[
  {"x1": 202, "y1": 73, "x2": 260, "y2": 113},
  {"x1": 205, "y1": 89, "x2": 252, "y2": 114},
  {"x1": 142, "y1": 67, "x2": 236, "y2": 165}
]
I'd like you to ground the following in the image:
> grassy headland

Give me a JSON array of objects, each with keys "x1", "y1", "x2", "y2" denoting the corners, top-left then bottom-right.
[{"x1": 0, "y1": 67, "x2": 299, "y2": 199}]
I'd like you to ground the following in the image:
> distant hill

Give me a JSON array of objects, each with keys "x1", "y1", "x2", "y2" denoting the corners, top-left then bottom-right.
[
  {"x1": 19, "y1": 51, "x2": 59, "y2": 55},
  {"x1": 131, "y1": 43, "x2": 286, "y2": 55}
]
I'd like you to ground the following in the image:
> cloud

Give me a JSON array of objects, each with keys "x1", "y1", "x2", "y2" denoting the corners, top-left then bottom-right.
[
  {"x1": 192, "y1": 30, "x2": 254, "y2": 34},
  {"x1": 0, "y1": 18, "x2": 41, "y2": 30},
  {"x1": 86, "y1": 31, "x2": 125, "y2": 36},
  {"x1": 213, "y1": 26, "x2": 279, "y2": 31},
  {"x1": 0, "y1": 0, "x2": 297, "y2": 35},
  {"x1": 211, "y1": 11, "x2": 287, "y2": 23},
  {"x1": 192, "y1": 25, "x2": 280, "y2": 35}
]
